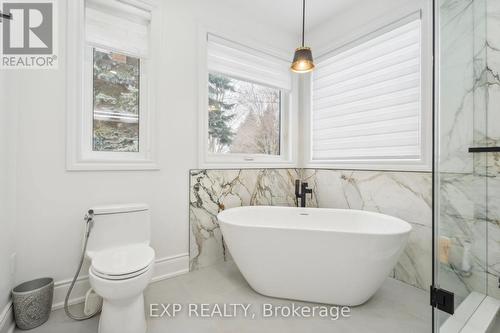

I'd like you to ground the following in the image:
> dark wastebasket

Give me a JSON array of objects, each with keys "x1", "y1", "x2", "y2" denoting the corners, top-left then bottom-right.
[{"x1": 12, "y1": 278, "x2": 54, "y2": 330}]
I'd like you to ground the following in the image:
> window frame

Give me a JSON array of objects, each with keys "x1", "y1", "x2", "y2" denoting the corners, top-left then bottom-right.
[
  {"x1": 66, "y1": 0, "x2": 159, "y2": 171},
  {"x1": 198, "y1": 27, "x2": 298, "y2": 169},
  {"x1": 303, "y1": 1, "x2": 433, "y2": 172}
]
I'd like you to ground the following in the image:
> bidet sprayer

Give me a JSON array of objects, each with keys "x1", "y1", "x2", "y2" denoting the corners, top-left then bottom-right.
[
  {"x1": 65, "y1": 208, "x2": 101, "y2": 321},
  {"x1": 84, "y1": 209, "x2": 95, "y2": 236}
]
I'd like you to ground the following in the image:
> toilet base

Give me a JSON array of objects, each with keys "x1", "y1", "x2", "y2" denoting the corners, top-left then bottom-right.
[{"x1": 98, "y1": 294, "x2": 146, "y2": 333}]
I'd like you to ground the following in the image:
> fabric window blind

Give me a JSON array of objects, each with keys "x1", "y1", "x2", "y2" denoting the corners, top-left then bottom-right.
[
  {"x1": 312, "y1": 16, "x2": 422, "y2": 162},
  {"x1": 85, "y1": 0, "x2": 151, "y2": 57},
  {"x1": 207, "y1": 34, "x2": 291, "y2": 91}
]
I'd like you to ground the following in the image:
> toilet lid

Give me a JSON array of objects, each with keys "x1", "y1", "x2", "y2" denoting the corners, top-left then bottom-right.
[{"x1": 91, "y1": 244, "x2": 155, "y2": 277}]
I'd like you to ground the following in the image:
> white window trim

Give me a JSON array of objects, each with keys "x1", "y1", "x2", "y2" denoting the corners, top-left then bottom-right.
[
  {"x1": 197, "y1": 25, "x2": 298, "y2": 169},
  {"x1": 303, "y1": 0, "x2": 433, "y2": 172},
  {"x1": 66, "y1": 0, "x2": 160, "y2": 171}
]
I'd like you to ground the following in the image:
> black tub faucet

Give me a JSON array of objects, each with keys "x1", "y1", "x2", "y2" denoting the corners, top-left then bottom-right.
[{"x1": 295, "y1": 180, "x2": 312, "y2": 207}]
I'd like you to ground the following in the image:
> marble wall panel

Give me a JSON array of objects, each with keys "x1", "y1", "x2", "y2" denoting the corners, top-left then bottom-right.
[
  {"x1": 309, "y1": 169, "x2": 432, "y2": 290},
  {"x1": 189, "y1": 169, "x2": 300, "y2": 270},
  {"x1": 439, "y1": 0, "x2": 476, "y2": 173},
  {"x1": 437, "y1": 0, "x2": 500, "y2": 303}
]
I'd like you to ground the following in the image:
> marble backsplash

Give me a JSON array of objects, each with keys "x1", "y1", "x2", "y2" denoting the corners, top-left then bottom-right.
[
  {"x1": 304, "y1": 169, "x2": 432, "y2": 290},
  {"x1": 189, "y1": 169, "x2": 303, "y2": 270},
  {"x1": 189, "y1": 168, "x2": 432, "y2": 291}
]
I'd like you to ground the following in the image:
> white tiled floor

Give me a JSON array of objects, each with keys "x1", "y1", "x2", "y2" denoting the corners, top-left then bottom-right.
[{"x1": 18, "y1": 262, "x2": 432, "y2": 333}]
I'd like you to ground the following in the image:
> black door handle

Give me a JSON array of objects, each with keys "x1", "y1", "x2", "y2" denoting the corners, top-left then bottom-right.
[
  {"x1": 468, "y1": 147, "x2": 500, "y2": 153},
  {"x1": 0, "y1": 11, "x2": 12, "y2": 22}
]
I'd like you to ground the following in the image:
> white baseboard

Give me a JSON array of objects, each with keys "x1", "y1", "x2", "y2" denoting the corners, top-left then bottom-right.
[
  {"x1": 0, "y1": 302, "x2": 14, "y2": 333},
  {"x1": 151, "y1": 253, "x2": 189, "y2": 283},
  {"x1": 52, "y1": 253, "x2": 189, "y2": 310}
]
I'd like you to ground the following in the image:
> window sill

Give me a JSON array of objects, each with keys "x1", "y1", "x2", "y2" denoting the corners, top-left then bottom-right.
[
  {"x1": 199, "y1": 152, "x2": 297, "y2": 169},
  {"x1": 305, "y1": 160, "x2": 432, "y2": 173},
  {"x1": 198, "y1": 165, "x2": 298, "y2": 170},
  {"x1": 199, "y1": 160, "x2": 297, "y2": 170},
  {"x1": 66, "y1": 160, "x2": 160, "y2": 171}
]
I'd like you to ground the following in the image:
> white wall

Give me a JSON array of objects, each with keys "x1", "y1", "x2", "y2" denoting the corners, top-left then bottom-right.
[
  {"x1": 9, "y1": 0, "x2": 295, "y2": 306},
  {"x1": 0, "y1": 65, "x2": 15, "y2": 327},
  {"x1": 307, "y1": 0, "x2": 428, "y2": 56}
]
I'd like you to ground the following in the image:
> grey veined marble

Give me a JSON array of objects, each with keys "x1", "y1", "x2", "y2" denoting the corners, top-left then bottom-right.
[
  {"x1": 436, "y1": 0, "x2": 500, "y2": 304},
  {"x1": 484, "y1": 0, "x2": 500, "y2": 299},
  {"x1": 307, "y1": 169, "x2": 432, "y2": 290},
  {"x1": 189, "y1": 169, "x2": 302, "y2": 270},
  {"x1": 189, "y1": 168, "x2": 432, "y2": 291}
]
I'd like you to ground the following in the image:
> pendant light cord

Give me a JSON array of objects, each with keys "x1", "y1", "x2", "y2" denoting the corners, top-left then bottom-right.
[{"x1": 302, "y1": 0, "x2": 305, "y2": 47}]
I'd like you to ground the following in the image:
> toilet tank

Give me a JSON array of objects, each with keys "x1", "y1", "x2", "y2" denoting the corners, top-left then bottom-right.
[{"x1": 86, "y1": 203, "x2": 150, "y2": 258}]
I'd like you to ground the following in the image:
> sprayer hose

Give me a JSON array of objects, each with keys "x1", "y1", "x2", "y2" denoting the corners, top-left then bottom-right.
[{"x1": 64, "y1": 224, "x2": 101, "y2": 320}]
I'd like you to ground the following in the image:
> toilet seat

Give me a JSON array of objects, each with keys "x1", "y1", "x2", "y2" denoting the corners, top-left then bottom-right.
[
  {"x1": 90, "y1": 244, "x2": 155, "y2": 281},
  {"x1": 91, "y1": 262, "x2": 153, "y2": 280}
]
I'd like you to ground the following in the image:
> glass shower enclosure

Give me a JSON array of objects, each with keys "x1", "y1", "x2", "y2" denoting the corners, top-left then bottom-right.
[{"x1": 435, "y1": 0, "x2": 500, "y2": 331}]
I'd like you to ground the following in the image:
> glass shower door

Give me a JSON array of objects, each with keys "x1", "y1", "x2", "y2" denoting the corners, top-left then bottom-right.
[{"x1": 435, "y1": 0, "x2": 489, "y2": 329}]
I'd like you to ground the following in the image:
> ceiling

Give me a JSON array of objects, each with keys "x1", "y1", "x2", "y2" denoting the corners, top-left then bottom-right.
[{"x1": 227, "y1": 0, "x2": 362, "y2": 35}]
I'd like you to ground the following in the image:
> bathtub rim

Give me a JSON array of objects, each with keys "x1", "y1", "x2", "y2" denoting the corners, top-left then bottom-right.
[{"x1": 217, "y1": 206, "x2": 412, "y2": 236}]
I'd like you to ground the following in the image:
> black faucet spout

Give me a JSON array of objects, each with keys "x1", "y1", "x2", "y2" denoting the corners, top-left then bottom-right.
[{"x1": 295, "y1": 180, "x2": 312, "y2": 207}]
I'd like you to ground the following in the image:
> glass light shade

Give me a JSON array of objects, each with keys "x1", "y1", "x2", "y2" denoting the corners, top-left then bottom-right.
[{"x1": 291, "y1": 47, "x2": 315, "y2": 73}]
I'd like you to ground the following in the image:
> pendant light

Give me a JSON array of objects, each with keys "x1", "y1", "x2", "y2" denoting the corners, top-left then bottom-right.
[{"x1": 291, "y1": 0, "x2": 315, "y2": 73}]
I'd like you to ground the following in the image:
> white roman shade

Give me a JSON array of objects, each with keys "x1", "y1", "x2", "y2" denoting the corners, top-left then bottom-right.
[
  {"x1": 312, "y1": 15, "x2": 422, "y2": 163},
  {"x1": 207, "y1": 34, "x2": 292, "y2": 91},
  {"x1": 85, "y1": 0, "x2": 151, "y2": 56}
]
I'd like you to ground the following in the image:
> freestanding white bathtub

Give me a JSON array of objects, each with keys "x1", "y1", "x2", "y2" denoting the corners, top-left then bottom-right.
[{"x1": 217, "y1": 206, "x2": 412, "y2": 306}]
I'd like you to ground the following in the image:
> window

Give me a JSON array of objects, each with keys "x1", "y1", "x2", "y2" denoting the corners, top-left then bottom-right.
[
  {"x1": 208, "y1": 73, "x2": 281, "y2": 156},
  {"x1": 93, "y1": 49, "x2": 140, "y2": 152},
  {"x1": 201, "y1": 33, "x2": 294, "y2": 167},
  {"x1": 66, "y1": 0, "x2": 158, "y2": 170},
  {"x1": 309, "y1": 12, "x2": 431, "y2": 171}
]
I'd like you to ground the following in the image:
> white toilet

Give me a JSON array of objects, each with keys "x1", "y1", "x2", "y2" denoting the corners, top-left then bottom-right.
[{"x1": 86, "y1": 204, "x2": 155, "y2": 333}]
